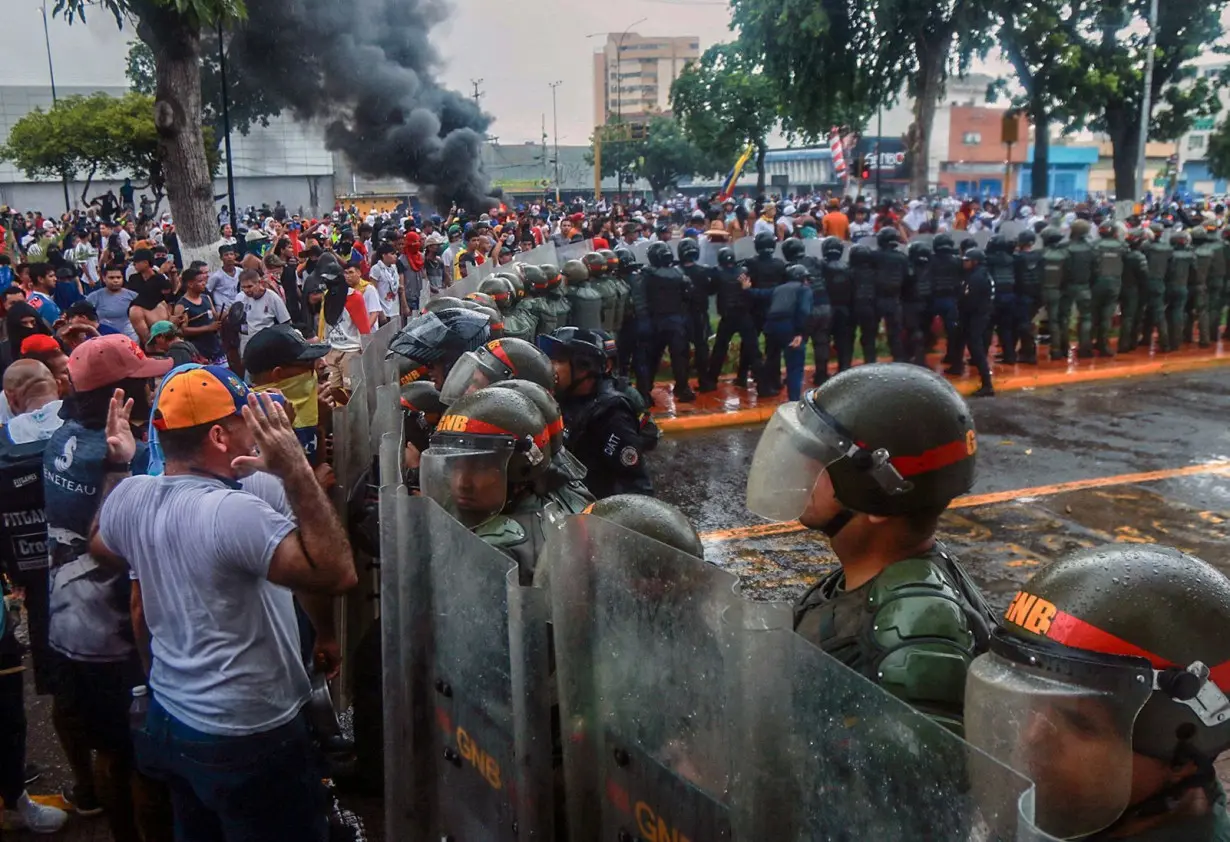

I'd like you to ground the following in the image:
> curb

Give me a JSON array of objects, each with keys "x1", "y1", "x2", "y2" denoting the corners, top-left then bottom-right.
[{"x1": 654, "y1": 347, "x2": 1230, "y2": 433}]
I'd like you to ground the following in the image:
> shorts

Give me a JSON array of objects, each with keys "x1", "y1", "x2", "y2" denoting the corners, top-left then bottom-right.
[{"x1": 322, "y1": 349, "x2": 360, "y2": 394}]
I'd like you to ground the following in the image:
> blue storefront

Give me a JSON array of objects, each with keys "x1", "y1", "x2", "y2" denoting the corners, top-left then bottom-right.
[
  {"x1": 1016, "y1": 146, "x2": 1098, "y2": 199},
  {"x1": 1178, "y1": 160, "x2": 1228, "y2": 198}
]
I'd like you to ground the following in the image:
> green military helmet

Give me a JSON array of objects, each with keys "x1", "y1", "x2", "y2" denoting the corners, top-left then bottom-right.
[
  {"x1": 1040, "y1": 227, "x2": 1064, "y2": 248},
  {"x1": 1190, "y1": 225, "x2": 1210, "y2": 244},
  {"x1": 1097, "y1": 220, "x2": 1119, "y2": 240},
  {"x1": 488, "y1": 379, "x2": 586, "y2": 482},
  {"x1": 472, "y1": 305, "x2": 504, "y2": 339},
  {"x1": 1171, "y1": 229, "x2": 1192, "y2": 248},
  {"x1": 400, "y1": 380, "x2": 446, "y2": 453},
  {"x1": 1149, "y1": 221, "x2": 1166, "y2": 238},
  {"x1": 538, "y1": 264, "x2": 563, "y2": 291},
  {"x1": 967, "y1": 544, "x2": 1230, "y2": 839},
  {"x1": 781, "y1": 238, "x2": 806, "y2": 263},
  {"x1": 397, "y1": 357, "x2": 430, "y2": 387},
  {"x1": 465, "y1": 291, "x2": 498, "y2": 309},
  {"x1": 454, "y1": 299, "x2": 484, "y2": 312},
  {"x1": 584, "y1": 494, "x2": 704, "y2": 559},
  {"x1": 440, "y1": 336, "x2": 556, "y2": 405},
  {"x1": 520, "y1": 264, "x2": 547, "y2": 293},
  {"x1": 598, "y1": 249, "x2": 619, "y2": 274},
  {"x1": 1070, "y1": 219, "x2": 1092, "y2": 239},
  {"x1": 423, "y1": 387, "x2": 552, "y2": 527},
  {"x1": 562, "y1": 259, "x2": 589, "y2": 284},
  {"x1": 424, "y1": 295, "x2": 466, "y2": 313},
  {"x1": 478, "y1": 277, "x2": 516, "y2": 312},
  {"x1": 747, "y1": 363, "x2": 976, "y2": 524},
  {"x1": 582, "y1": 251, "x2": 607, "y2": 278},
  {"x1": 504, "y1": 273, "x2": 528, "y2": 301}
]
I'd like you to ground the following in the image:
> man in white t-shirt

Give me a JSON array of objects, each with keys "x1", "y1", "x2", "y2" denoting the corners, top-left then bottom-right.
[
  {"x1": 94, "y1": 368, "x2": 355, "y2": 840},
  {"x1": 206, "y1": 246, "x2": 242, "y2": 310},
  {"x1": 319, "y1": 262, "x2": 377, "y2": 395},
  {"x1": 237, "y1": 268, "x2": 291, "y2": 355},
  {"x1": 367, "y1": 243, "x2": 402, "y2": 322}
]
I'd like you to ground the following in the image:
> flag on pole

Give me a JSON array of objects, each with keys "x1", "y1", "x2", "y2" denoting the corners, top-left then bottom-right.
[
  {"x1": 717, "y1": 143, "x2": 756, "y2": 201},
  {"x1": 830, "y1": 129, "x2": 846, "y2": 181}
]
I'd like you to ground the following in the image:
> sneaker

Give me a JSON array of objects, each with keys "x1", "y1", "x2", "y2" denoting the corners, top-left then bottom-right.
[
  {"x1": 62, "y1": 785, "x2": 104, "y2": 817},
  {"x1": 674, "y1": 388, "x2": 697, "y2": 404},
  {"x1": 971, "y1": 385, "x2": 996, "y2": 398},
  {"x1": 3, "y1": 792, "x2": 69, "y2": 834}
]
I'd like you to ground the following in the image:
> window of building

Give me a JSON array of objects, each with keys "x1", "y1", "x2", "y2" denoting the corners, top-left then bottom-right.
[
  {"x1": 1189, "y1": 134, "x2": 1207, "y2": 151},
  {"x1": 962, "y1": 132, "x2": 982, "y2": 145},
  {"x1": 689, "y1": 42, "x2": 699, "y2": 50}
]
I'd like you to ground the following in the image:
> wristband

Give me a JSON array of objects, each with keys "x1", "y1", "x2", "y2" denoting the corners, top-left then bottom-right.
[{"x1": 103, "y1": 459, "x2": 132, "y2": 473}]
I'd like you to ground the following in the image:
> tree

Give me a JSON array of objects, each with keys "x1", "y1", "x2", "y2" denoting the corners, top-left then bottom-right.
[
  {"x1": 730, "y1": 0, "x2": 993, "y2": 196},
  {"x1": 1068, "y1": 1, "x2": 1223, "y2": 200},
  {"x1": 55, "y1": 0, "x2": 245, "y2": 265},
  {"x1": 587, "y1": 117, "x2": 717, "y2": 199},
  {"x1": 1207, "y1": 117, "x2": 1230, "y2": 182},
  {"x1": 0, "y1": 92, "x2": 218, "y2": 213},
  {"x1": 670, "y1": 44, "x2": 780, "y2": 195},
  {"x1": 126, "y1": 36, "x2": 280, "y2": 147}
]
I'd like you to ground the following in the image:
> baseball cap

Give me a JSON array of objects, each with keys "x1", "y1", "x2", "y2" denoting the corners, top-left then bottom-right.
[
  {"x1": 146, "y1": 320, "x2": 178, "y2": 345},
  {"x1": 66, "y1": 300, "x2": 98, "y2": 320},
  {"x1": 242, "y1": 324, "x2": 329, "y2": 375},
  {"x1": 152, "y1": 365, "x2": 250, "y2": 431},
  {"x1": 68, "y1": 334, "x2": 173, "y2": 392}
]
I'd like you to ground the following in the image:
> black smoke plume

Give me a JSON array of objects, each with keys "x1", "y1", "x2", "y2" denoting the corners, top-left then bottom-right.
[{"x1": 225, "y1": 0, "x2": 496, "y2": 211}]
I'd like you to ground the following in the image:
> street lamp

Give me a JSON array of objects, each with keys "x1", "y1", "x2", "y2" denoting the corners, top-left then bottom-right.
[
  {"x1": 549, "y1": 81, "x2": 562, "y2": 203},
  {"x1": 614, "y1": 19, "x2": 647, "y2": 203}
]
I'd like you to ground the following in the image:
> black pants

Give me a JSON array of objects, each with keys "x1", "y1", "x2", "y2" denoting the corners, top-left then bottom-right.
[
  {"x1": 902, "y1": 299, "x2": 927, "y2": 366},
  {"x1": 933, "y1": 295, "x2": 959, "y2": 363},
  {"x1": 952, "y1": 305, "x2": 993, "y2": 387},
  {"x1": 829, "y1": 305, "x2": 855, "y2": 372},
  {"x1": 811, "y1": 306, "x2": 833, "y2": 384},
  {"x1": 0, "y1": 653, "x2": 25, "y2": 808},
  {"x1": 687, "y1": 309, "x2": 713, "y2": 388},
  {"x1": 854, "y1": 301, "x2": 879, "y2": 364},
  {"x1": 648, "y1": 315, "x2": 690, "y2": 393},
  {"x1": 994, "y1": 295, "x2": 1018, "y2": 363},
  {"x1": 708, "y1": 311, "x2": 761, "y2": 384},
  {"x1": 1015, "y1": 293, "x2": 1040, "y2": 361},
  {"x1": 877, "y1": 296, "x2": 905, "y2": 361}
]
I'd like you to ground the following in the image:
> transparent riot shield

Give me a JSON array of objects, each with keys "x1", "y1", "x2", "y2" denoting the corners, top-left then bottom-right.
[
  {"x1": 729, "y1": 621, "x2": 1054, "y2": 841},
  {"x1": 804, "y1": 240, "x2": 827, "y2": 260},
  {"x1": 360, "y1": 316, "x2": 401, "y2": 419},
  {"x1": 732, "y1": 237, "x2": 757, "y2": 262},
  {"x1": 997, "y1": 220, "x2": 1026, "y2": 241},
  {"x1": 631, "y1": 241, "x2": 652, "y2": 266},
  {"x1": 558, "y1": 239, "x2": 594, "y2": 263},
  {"x1": 973, "y1": 230, "x2": 992, "y2": 248},
  {"x1": 856, "y1": 234, "x2": 878, "y2": 248},
  {"x1": 546, "y1": 515, "x2": 743, "y2": 841},
  {"x1": 699, "y1": 240, "x2": 722, "y2": 267},
  {"x1": 381, "y1": 496, "x2": 554, "y2": 842}
]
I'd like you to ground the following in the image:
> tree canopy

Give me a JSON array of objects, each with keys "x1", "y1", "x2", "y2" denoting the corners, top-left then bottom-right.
[
  {"x1": 588, "y1": 117, "x2": 718, "y2": 199},
  {"x1": 670, "y1": 44, "x2": 780, "y2": 194}
]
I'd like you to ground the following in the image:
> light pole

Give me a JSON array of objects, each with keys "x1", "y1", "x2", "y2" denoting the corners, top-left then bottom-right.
[
  {"x1": 217, "y1": 19, "x2": 237, "y2": 233},
  {"x1": 40, "y1": 1, "x2": 70, "y2": 213},
  {"x1": 1136, "y1": 0, "x2": 1159, "y2": 206},
  {"x1": 613, "y1": 20, "x2": 647, "y2": 203},
  {"x1": 550, "y1": 81, "x2": 562, "y2": 203}
]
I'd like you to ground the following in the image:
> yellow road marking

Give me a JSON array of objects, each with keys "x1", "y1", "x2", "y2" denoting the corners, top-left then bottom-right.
[{"x1": 701, "y1": 460, "x2": 1230, "y2": 544}]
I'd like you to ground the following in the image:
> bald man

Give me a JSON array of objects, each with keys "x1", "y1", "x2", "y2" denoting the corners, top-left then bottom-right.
[{"x1": 2, "y1": 360, "x2": 64, "y2": 444}]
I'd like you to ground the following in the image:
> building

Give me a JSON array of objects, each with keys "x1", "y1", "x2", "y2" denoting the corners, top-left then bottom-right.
[
  {"x1": 1017, "y1": 145, "x2": 1100, "y2": 199},
  {"x1": 937, "y1": 105, "x2": 1030, "y2": 198},
  {"x1": 1087, "y1": 140, "x2": 1177, "y2": 198},
  {"x1": 591, "y1": 33, "x2": 699, "y2": 128},
  {"x1": 1176, "y1": 55, "x2": 1230, "y2": 196}
]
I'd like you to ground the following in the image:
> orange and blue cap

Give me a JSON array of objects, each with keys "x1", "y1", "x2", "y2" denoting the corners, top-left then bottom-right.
[{"x1": 152, "y1": 365, "x2": 251, "y2": 431}]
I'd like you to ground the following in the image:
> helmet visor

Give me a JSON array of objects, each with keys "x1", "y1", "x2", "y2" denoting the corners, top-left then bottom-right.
[
  {"x1": 439, "y1": 351, "x2": 509, "y2": 405},
  {"x1": 745, "y1": 400, "x2": 912, "y2": 521},
  {"x1": 420, "y1": 440, "x2": 513, "y2": 528},
  {"x1": 966, "y1": 637, "x2": 1152, "y2": 839}
]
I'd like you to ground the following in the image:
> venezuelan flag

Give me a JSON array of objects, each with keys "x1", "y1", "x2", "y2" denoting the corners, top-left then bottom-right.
[{"x1": 718, "y1": 143, "x2": 756, "y2": 201}]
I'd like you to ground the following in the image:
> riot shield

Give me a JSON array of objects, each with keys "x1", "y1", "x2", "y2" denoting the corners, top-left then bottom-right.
[
  {"x1": 804, "y1": 239, "x2": 827, "y2": 260},
  {"x1": 557, "y1": 239, "x2": 594, "y2": 264},
  {"x1": 997, "y1": 220, "x2": 1026, "y2": 241},
  {"x1": 546, "y1": 516, "x2": 742, "y2": 841},
  {"x1": 513, "y1": 242, "x2": 558, "y2": 267},
  {"x1": 698, "y1": 240, "x2": 721, "y2": 267},
  {"x1": 729, "y1": 621, "x2": 1051, "y2": 841},
  {"x1": 856, "y1": 234, "x2": 878, "y2": 249},
  {"x1": 360, "y1": 316, "x2": 401, "y2": 419},
  {"x1": 630, "y1": 241, "x2": 652, "y2": 266},
  {"x1": 381, "y1": 496, "x2": 554, "y2": 842},
  {"x1": 334, "y1": 371, "x2": 371, "y2": 497},
  {"x1": 973, "y1": 230, "x2": 992, "y2": 248},
  {"x1": 732, "y1": 237, "x2": 757, "y2": 262}
]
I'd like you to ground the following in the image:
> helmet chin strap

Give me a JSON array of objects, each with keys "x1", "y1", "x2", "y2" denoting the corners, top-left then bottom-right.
[{"x1": 818, "y1": 508, "x2": 855, "y2": 538}]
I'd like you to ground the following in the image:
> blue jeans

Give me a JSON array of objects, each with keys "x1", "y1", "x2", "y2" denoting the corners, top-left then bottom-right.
[{"x1": 135, "y1": 698, "x2": 328, "y2": 842}]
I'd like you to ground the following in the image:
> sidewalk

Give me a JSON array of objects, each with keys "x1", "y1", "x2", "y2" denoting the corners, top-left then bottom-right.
[{"x1": 651, "y1": 339, "x2": 1230, "y2": 432}]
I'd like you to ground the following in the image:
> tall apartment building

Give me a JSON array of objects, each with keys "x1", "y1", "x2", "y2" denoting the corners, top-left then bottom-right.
[{"x1": 591, "y1": 33, "x2": 700, "y2": 128}]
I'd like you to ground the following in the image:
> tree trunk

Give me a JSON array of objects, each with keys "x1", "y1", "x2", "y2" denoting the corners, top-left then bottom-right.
[
  {"x1": 1030, "y1": 100, "x2": 1051, "y2": 200},
  {"x1": 1106, "y1": 107, "x2": 1140, "y2": 201},
  {"x1": 755, "y1": 141, "x2": 767, "y2": 196},
  {"x1": 910, "y1": 36, "x2": 948, "y2": 197},
  {"x1": 139, "y1": 12, "x2": 221, "y2": 269},
  {"x1": 79, "y1": 165, "x2": 98, "y2": 207}
]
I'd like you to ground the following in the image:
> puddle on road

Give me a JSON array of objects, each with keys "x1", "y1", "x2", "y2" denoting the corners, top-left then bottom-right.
[{"x1": 707, "y1": 477, "x2": 1230, "y2": 615}]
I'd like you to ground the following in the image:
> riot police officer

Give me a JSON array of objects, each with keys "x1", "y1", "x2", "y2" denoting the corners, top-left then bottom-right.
[
  {"x1": 967, "y1": 545, "x2": 1230, "y2": 841},
  {"x1": 903, "y1": 239, "x2": 933, "y2": 366},
  {"x1": 1066, "y1": 218, "x2": 1096, "y2": 358},
  {"x1": 1208, "y1": 226, "x2": 1227, "y2": 343},
  {"x1": 1013, "y1": 230, "x2": 1044, "y2": 364},
  {"x1": 439, "y1": 336, "x2": 557, "y2": 404},
  {"x1": 1092, "y1": 221, "x2": 1127, "y2": 357},
  {"x1": 1166, "y1": 230, "x2": 1195, "y2": 352},
  {"x1": 1187, "y1": 226, "x2": 1215, "y2": 347},
  {"x1": 745, "y1": 231, "x2": 788, "y2": 379},
  {"x1": 1118, "y1": 228, "x2": 1149, "y2": 353},
  {"x1": 745, "y1": 364, "x2": 995, "y2": 731},
  {"x1": 585, "y1": 251, "x2": 619, "y2": 333},
  {"x1": 947, "y1": 248, "x2": 995, "y2": 397},
  {"x1": 481, "y1": 276, "x2": 536, "y2": 342},
  {"x1": 987, "y1": 234, "x2": 1017, "y2": 364},
  {"x1": 820, "y1": 236, "x2": 855, "y2": 377},
  {"x1": 389, "y1": 307, "x2": 492, "y2": 390},
  {"x1": 538, "y1": 327, "x2": 654, "y2": 499},
  {"x1": 931, "y1": 234, "x2": 962, "y2": 367},
  {"x1": 873, "y1": 227, "x2": 907, "y2": 361},
  {"x1": 707, "y1": 247, "x2": 761, "y2": 388},
  {"x1": 849, "y1": 244, "x2": 879, "y2": 364},
  {"x1": 642, "y1": 241, "x2": 695, "y2": 404},
  {"x1": 519, "y1": 264, "x2": 556, "y2": 338},
  {"x1": 678, "y1": 238, "x2": 717, "y2": 392},
  {"x1": 1040, "y1": 227, "x2": 1070, "y2": 360},
  {"x1": 1140, "y1": 223, "x2": 1173, "y2": 350},
  {"x1": 563, "y1": 259, "x2": 603, "y2": 331},
  {"x1": 613, "y1": 248, "x2": 647, "y2": 383},
  {"x1": 748, "y1": 263, "x2": 814, "y2": 400}
]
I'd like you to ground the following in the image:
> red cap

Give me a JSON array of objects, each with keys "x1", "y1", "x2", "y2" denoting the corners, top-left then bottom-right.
[
  {"x1": 20, "y1": 334, "x2": 61, "y2": 357},
  {"x1": 68, "y1": 335, "x2": 173, "y2": 392}
]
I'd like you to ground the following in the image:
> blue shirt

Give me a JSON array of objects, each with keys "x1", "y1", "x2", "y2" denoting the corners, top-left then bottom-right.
[{"x1": 27, "y1": 291, "x2": 61, "y2": 326}]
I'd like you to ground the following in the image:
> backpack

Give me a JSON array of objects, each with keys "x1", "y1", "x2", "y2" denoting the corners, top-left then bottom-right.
[{"x1": 0, "y1": 433, "x2": 51, "y2": 584}]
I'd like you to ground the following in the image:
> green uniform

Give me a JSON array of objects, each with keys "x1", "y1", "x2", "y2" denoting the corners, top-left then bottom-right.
[
  {"x1": 1167, "y1": 244, "x2": 1195, "y2": 352},
  {"x1": 590, "y1": 273, "x2": 620, "y2": 333},
  {"x1": 1042, "y1": 244, "x2": 1069, "y2": 360},
  {"x1": 1120, "y1": 247, "x2": 1149, "y2": 352},
  {"x1": 1065, "y1": 236, "x2": 1096, "y2": 357},
  {"x1": 500, "y1": 299, "x2": 539, "y2": 343},
  {"x1": 1118, "y1": 781, "x2": 1230, "y2": 842},
  {"x1": 524, "y1": 292, "x2": 558, "y2": 337},
  {"x1": 1141, "y1": 238, "x2": 1173, "y2": 349},
  {"x1": 476, "y1": 480, "x2": 594, "y2": 584},
  {"x1": 1092, "y1": 236, "x2": 1126, "y2": 356},
  {"x1": 1208, "y1": 239, "x2": 1227, "y2": 343},
  {"x1": 793, "y1": 544, "x2": 994, "y2": 735},
  {"x1": 1190, "y1": 238, "x2": 1216, "y2": 347}
]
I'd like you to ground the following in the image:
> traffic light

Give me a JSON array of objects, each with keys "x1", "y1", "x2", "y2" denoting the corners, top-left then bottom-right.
[
  {"x1": 862, "y1": 167, "x2": 870, "y2": 181},
  {"x1": 630, "y1": 123, "x2": 646, "y2": 141}
]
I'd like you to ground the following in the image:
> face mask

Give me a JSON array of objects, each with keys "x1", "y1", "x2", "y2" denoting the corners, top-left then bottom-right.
[{"x1": 254, "y1": 371, "x2": 318, "y2": 429}]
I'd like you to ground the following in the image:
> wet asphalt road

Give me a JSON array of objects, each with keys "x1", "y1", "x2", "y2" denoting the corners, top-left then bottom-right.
[{"x1": 649, "y1": 368, "x2": 1230, "y2": 612}]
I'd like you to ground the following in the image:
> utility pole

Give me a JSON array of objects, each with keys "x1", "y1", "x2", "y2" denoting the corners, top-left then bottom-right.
[
  {"x1": 40, "y1": 1, "x2": 70, "y2": 213},
  {"x1": 217, "y1": 18, "x2": 237, "y2": 233},
  {"x1": 874, "y1": 105, "x2": 883, "y2": 203},
  {"x1": 550, "y1": 81, "x2": 563, "y2": 203},
  {"x1": 470, "y1": 78, "x2": 485, "y2": 109},
  {"x1": 1136, "y1": 0, "x2": 1160, "y2": 206},
  {"x1": 542, "y1": 114, "x2": 549, "y2": 201}
]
